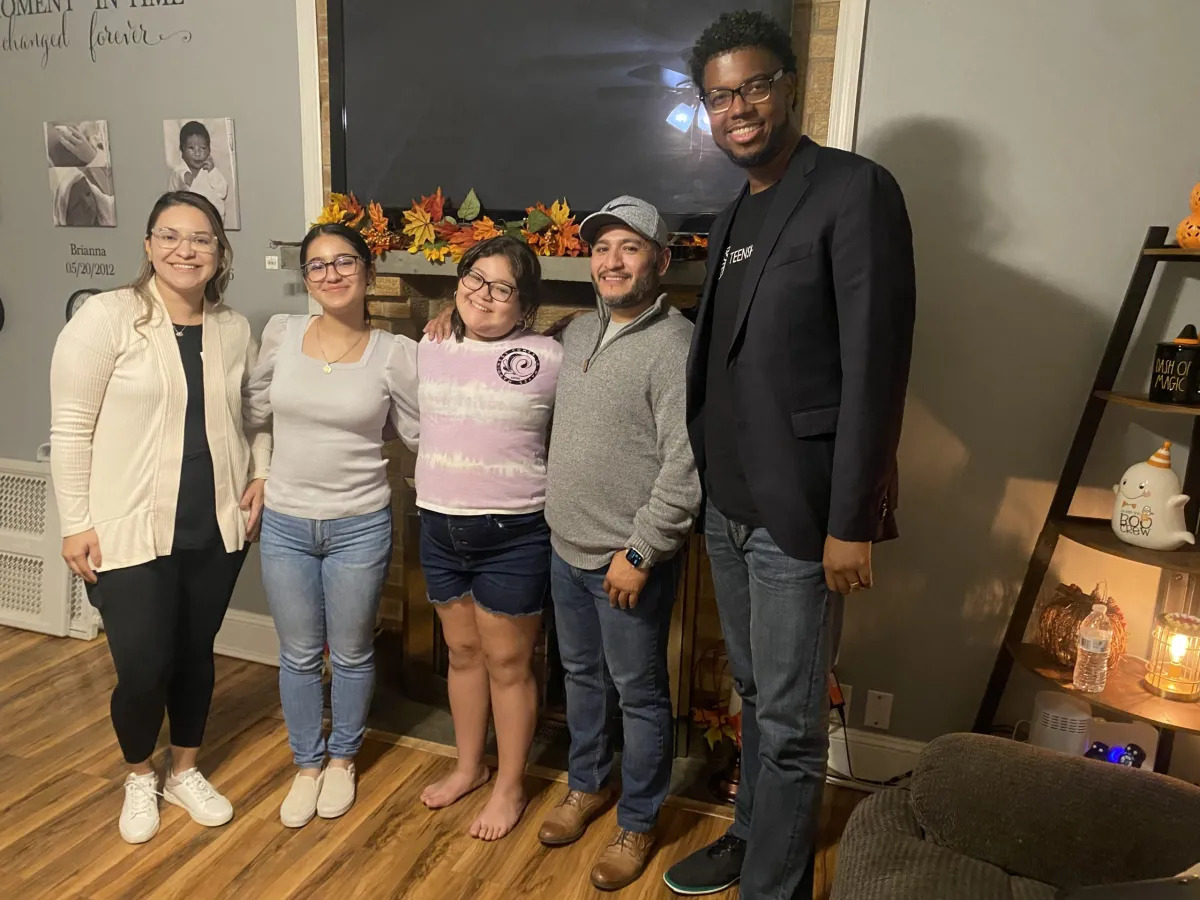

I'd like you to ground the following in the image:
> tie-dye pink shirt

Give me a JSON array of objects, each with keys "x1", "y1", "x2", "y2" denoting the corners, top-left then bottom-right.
[{"x1": 415, "y1": 331, "x2": 563, "y2": 515}]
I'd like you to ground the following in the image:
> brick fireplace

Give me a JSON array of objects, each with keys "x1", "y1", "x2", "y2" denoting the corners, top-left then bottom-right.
[{"x1": 310, "y1": 0, "x2": 845, "y2": 742}]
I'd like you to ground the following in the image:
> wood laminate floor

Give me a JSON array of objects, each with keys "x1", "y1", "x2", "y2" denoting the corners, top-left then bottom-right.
[{"x1": 0, "y1": 626, "x2": 862, "y2": 898}]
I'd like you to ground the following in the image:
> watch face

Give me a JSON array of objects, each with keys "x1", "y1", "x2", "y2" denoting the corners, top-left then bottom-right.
[
  {"x1": 626, "y1": 548, "x2": 645, "y2": 568},
  {"x1": 66, "y1": 289, "x2": 100, "y2": 322}
]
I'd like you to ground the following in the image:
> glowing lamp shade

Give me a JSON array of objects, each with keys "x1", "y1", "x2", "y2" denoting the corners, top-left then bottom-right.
[
  {"x1": 666, "y1": 103, "x2": 694, "y2": 133},
  {"x1": 697, "y1": 105, "x2": 712, "y2": 135},
  {"x1": 1144, "y1": 612, "x2": 1200, "y2": 702}
]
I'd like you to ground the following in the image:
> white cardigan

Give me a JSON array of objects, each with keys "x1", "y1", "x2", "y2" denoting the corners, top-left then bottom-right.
[{"x1": 49, "y1": 281, "x2": 272, "y2": 571}]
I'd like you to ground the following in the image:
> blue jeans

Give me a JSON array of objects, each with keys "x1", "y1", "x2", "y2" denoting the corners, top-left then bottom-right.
[
  {"x1": 260, "y1": 506, "x2": 392, "y2": 768},
  {"x1": 705, "y1": 501, "x2": 844, "y2": 900},
  {"x1": 550, "y1": 549, "x2": 681, "y2": 833},
  {"x1": 419, "y1": 509, "x2": 551, "y2": 617}
]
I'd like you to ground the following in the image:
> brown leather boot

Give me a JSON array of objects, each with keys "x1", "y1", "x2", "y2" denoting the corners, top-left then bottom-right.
[
  {"x1": 590, "y1": 828, "x2": 656, "y2": 891},
  {"x1": 537, "y1": 787, "x2": 613, "y2": 846}
]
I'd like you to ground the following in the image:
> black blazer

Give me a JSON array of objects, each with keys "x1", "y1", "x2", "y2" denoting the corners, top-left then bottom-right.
[{"x1": 686, "y1": 136, "x2": 916, "y2": 561}]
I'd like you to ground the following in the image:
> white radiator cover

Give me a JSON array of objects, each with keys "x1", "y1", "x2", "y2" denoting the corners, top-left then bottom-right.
[{"x1": 0, "y1": 459, "x2": 99, "y2": 639}]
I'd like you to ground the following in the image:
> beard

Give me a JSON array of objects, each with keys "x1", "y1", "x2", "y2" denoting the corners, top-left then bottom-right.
[
  {"x1": 595, "y1": 269, "x2": 659, "y2": 310},
  {"x1": 719, "y1": 120, "x2": 792, "y2": 169}
]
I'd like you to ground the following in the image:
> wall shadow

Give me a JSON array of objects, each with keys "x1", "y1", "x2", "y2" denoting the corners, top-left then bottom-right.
[{"x1": 845, "y1": 117, "x2": 1120, "y2": 737}]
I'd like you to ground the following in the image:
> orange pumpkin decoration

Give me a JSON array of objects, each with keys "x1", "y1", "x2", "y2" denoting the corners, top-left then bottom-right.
[
  {"x1": 1180, "y1": 216, "x2": 1200, "y2": 249},
  {"x1": 1178, "y1": 181, "x2": 1200, "y2": 250}
]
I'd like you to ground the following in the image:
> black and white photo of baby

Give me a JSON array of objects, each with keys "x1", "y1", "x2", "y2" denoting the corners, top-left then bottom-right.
[{"x1": 163, "y1": 118, "x2": 240, "y2": 229}]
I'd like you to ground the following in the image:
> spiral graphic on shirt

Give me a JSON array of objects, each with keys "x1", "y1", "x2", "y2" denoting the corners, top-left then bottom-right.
[{"x1": 497, "y1": 348, "x2": 541, "y2": 385}]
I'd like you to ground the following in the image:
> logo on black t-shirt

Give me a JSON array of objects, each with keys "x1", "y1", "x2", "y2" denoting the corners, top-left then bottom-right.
[
  {"x1": 497, "y1": 348, "x2": 541, "y2": 385},
  {"x1": 719, "y1": 243, "x2": 754, "y2": 280}
]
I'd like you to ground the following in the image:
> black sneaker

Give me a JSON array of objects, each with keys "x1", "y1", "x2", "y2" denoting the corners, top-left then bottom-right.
[{"x1": 663, "y1": 832, "x2": 746, "y2": 895}]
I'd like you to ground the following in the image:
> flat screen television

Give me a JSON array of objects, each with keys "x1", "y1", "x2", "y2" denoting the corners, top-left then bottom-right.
[{"x1": 328, "y1": 1, "x2": 793, "y2": 232}]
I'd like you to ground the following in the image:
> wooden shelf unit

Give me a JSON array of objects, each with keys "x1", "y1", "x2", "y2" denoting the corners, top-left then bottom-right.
[
  {"x1": 1056, "y1": 516, "x2": 1200, "y2": 576},
  {"x1": 1143, "y1": 246, "x2": 1200, "y2": 260},
  {"x1": 975, "y1": 226, "x2": 1200, "y2": 774},
  {"x1": 1094, "y1": 391, "x2": 1200, "y2": 416},
  {"x1": 1010, "y1": 642, "x2": 1200, "y2": 736}
]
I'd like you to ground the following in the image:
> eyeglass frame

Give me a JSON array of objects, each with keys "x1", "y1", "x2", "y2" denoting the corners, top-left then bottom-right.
[
  {"x1": 300, "y1": 254, "x2": 366, "y2": 282},
  {"x1": 460, "y1": 268, "x2": 518, "y2": 303},
  {"x1": 701, "y1": 68, "x2": 790, "y2": 114},
  {"x1": 148, "y1": 226, "x2": 220, "y2": 255}
]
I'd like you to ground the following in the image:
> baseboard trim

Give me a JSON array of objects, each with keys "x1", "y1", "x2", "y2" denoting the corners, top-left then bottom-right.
[
  {"x1": 214, "y1": 610, "x2": 279, "y2": 667},
  {"x1": 213, "y1": 618, "x2": 925, "y2": 794},
  {"x1": 827, "y1": 725, "x2": 924, "y2": 792}
]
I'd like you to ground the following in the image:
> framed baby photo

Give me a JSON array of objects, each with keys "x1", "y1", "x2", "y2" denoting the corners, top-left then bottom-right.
[{"x1": 162, "y1": 118, "x2": 241, "y2": 230}]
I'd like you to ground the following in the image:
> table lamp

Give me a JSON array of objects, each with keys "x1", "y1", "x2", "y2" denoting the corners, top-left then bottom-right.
[{"x1": 1144, "y1": 611, "x2": 1200, "y2": 701}]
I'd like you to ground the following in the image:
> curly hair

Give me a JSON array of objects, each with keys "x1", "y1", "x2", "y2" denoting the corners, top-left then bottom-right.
[
  {"x1": 689, "y1": 10, "x2": 798, "y2": 89},
  {"x1": 178, "y1": 120, "x2": 210, "y2": 150}
]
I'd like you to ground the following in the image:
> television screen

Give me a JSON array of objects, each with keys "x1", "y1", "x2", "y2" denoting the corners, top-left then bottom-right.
[{"x1": 333, "y1": 1, "x2": 793, "y2": 229}]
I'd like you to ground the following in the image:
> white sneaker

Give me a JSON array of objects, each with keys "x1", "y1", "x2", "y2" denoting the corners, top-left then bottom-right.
[
  {"x1": 280, "y1": 770, "x2": 324, "y2": 828},
  {"x1": 317, "y1": 763, "x2": 356, "y2": 819},
  {"x1": 119, "y1": 771, "x2": 161, "y2": 844},
  {"x1": 162, "y1": 767, "x2": 233, "y2": 827}
]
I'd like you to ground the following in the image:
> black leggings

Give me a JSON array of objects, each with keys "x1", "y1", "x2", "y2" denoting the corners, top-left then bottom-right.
[{"x1": 89, "y1": 543, "x2": 247, "y2": 764}]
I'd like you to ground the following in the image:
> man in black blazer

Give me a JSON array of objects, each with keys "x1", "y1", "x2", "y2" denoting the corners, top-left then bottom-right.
[{"x1": 664, "y1": 11, "x2": 916, "y2": 900}]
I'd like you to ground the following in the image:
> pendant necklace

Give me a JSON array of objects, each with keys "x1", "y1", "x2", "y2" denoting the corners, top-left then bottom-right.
[{"x1": 316, "y1": 318, "x2": 367, "y2": 374}]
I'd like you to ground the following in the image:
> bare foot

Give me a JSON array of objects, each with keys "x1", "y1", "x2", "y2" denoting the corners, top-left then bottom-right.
[
  {"x1": 469, "y1": 782, "x2": 528, "y2": 841},
  {"x1": 420, "y1": 765, "x2": 490, "y2": 809}
]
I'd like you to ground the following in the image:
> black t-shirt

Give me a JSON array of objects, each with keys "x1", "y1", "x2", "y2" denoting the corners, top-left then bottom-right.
[
  {"x1": 703, "y1": 184, "x2": 778, "y2": 526},
  {"x1": 172, "y1": 324, "x2": 220, "y2": 550}
]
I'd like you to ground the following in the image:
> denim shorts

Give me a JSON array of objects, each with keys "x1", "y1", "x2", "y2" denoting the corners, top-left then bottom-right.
[{"x1": 418, "y1": 508, "x2": 551, "y2": 617}]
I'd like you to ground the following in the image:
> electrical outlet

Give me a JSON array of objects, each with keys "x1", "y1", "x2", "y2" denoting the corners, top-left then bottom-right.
[
  {"x1": 864, "y1": 690, "x2": 893, "y2": 730},
  {"x1": 265, "y1": 255, "x2": 280, "y2": 270}
]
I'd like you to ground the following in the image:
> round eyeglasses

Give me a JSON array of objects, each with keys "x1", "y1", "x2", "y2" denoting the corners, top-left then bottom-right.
[
  {"x1": 150, "y1": 227, "x2": 218, "y2": 255},
  {"x1": 301, "y1": 255, "x2": 364, "y2": 282},
  {"x1": 461, "y1": 269, "x2": 516, "y2": 303}
]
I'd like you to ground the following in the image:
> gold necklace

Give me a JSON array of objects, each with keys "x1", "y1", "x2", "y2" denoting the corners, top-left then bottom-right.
[{"x1": 315, "y1": 318, "x2": 368, "y2": 374}]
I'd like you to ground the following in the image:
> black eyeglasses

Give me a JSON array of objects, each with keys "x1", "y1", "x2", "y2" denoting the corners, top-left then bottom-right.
[
  {"x1": 702, "y1": 69, "x2": 788, "y2": 114},
  {"x1": 301, "y1": 255, "x2": 364, "y2": 281},
  {"x1": 461, "y1": 269, "x2": 516, "y2": 303}
]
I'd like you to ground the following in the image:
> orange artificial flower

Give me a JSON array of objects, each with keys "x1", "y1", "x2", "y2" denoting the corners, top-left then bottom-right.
[{"x1": 472, "y1": 216, "x2": 503, "y2": 241}]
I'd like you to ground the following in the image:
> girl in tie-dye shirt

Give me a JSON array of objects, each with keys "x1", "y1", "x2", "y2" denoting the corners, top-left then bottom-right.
[{"x1": 414, "y1": 236, "x2": 562, "y2": 842}]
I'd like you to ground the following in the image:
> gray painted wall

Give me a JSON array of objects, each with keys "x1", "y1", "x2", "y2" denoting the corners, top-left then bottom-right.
[
  {"x1": 0, "y1": 0, "x2": 309, "y2": 614},
  {"x1": 849, "y1": 0, "x2": 1200, "y2": 743}
]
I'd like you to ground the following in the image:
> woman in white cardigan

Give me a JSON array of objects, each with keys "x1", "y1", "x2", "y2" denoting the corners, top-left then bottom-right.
[{"x1": 49, "y1": 191, "x2": 270, "y2": 845}]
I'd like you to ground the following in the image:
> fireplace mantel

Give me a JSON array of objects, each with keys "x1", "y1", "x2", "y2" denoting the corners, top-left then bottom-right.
[{"x1": 270, "y1": 241, "x2": 708, "y2": 286}]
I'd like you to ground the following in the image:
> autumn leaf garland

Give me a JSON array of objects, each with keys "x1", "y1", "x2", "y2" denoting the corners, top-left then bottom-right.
[
  {"x1": 312, "y1": 187, "x2": 589, "y2": 263},
  {"x1": 522, "y1": 199, "x2": 584, "y2": 258}
]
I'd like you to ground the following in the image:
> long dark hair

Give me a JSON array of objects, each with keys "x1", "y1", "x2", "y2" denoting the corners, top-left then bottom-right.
[
  {"x1": 130, "y1": 191, "x2": 232, "y2": 333},
  {"x1": 300, "y1": 222, "x2": 375, "y2": 322},
  {"x1": 451, "y1": 236, "x2": 541, "y2": 341}
]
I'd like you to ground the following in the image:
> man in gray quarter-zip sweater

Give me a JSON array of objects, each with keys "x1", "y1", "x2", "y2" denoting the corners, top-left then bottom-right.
[{"x1": 538, "y1": 196, "x2": 701, "y2": 891}]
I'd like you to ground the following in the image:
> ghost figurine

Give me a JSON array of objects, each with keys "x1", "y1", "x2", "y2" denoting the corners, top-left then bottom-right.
[{"x1": 1112, "y1": 440, "x2": 1195, "y2": 550}]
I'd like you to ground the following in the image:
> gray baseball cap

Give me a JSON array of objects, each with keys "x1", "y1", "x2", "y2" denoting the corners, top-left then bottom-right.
[{"x1": 579, "y1": 195, "x2": 669, "y2": 247}]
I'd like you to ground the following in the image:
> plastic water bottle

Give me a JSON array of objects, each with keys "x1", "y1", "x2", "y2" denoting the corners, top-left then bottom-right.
[{"x1": 1073, "y1": 603, "x2": 1113, "y2": 693}]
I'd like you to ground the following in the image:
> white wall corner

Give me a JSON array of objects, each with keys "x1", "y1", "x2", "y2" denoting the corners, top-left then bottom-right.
[
  {"x1": 295, "y1": 0, "x2": 324, "y2": 228},
  {"x1": 827, "y1": 0, "x2": 869, "y2": 152},
  {"x1": 214, "y1": 609, "x2": 280, "y2": 667}
]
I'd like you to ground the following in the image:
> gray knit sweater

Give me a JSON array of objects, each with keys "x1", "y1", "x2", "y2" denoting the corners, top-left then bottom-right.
[{"x1": 544, "y1": 295, "x2": 702, "y2": 570}]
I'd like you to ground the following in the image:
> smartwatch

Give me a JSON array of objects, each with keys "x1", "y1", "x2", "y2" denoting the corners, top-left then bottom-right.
[{"x1": 625, "y1": 548, "x2": 650, "y2": 570}]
